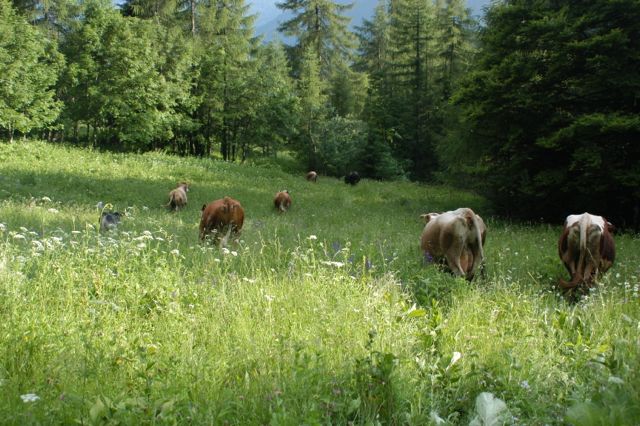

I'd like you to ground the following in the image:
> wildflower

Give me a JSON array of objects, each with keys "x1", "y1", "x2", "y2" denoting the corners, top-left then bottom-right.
[
  {"x1": 47, "y1": 208, "x2": 59, "y2": 214},
  {"x1": 231, "y1": 251, "x2": 238, "y2": 257},
  {"x1": 608, "y1": 376, "x2": 624, "y2": 385},
  {"x1": 20, "y1": 227, "x2": 28, "y2": 233},
  {"x1": 13, "y1": 234, "x2": 26, "y2": 240},
  {"x1": 446, "y1": 352, "x2": 462, "y2": 371},
  {"x1": 0, "y1": 223, "x2": 6, "y2": 232},
  {"x1": 222, "y1": 248, "x2": 230, "y2": 255},
  {"x1": 520, "y1": 380, "x2": 530, "y2": 390},
  {"x1": 137, "y1": 243, "x2": 146, "y2": 249},
  {"x1": 308, "y1": 235, "x2": 317, "y2": 240},
  {"x1": 20, "y1": 393, "x2": 40, "y2": 403},
  {"x1": 32, "y1": 241, "x2": 44, "y2": 252},
  {"x1": 170, "y1": 249, "x2": 180, "y2": 256},
  {"x1": 41, "y1": 196, "x2": 52, "y2": 202}
]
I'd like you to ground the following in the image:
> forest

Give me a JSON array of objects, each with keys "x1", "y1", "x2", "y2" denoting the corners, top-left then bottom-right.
[{"x1": 1, "y1": 0, "x2": 639, "y2": 225}]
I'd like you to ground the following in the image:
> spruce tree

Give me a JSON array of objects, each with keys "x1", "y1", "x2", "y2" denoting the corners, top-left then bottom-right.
[
  {"x1": 0, "y1": 0, "x2": 63, "y2": 142},
  {"x1": 454, "y1": 0, "x2": 640, "y2": 225}
]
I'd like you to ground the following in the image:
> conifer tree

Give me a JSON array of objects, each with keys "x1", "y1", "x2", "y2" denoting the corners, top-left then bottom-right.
[
  {"x1": 194, "y1": 0, "x2": 258, "y2": 159},
  {"x1": 276, "y1": 0, "x2": 355, "y2": 78},
  {"x1": 0, "y1": 0, "x2": 63, "y2": 142},
  {"x1": 454, "y1": 0, "x2": 640, "y2": 225}
]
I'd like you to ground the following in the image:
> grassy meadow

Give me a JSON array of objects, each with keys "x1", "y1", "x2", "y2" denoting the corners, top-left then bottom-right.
[{"x1": 0, "y1": 141, "x2": 639, "y2": 425}]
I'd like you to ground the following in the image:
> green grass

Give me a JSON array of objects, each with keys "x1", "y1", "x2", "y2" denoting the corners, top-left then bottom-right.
[{"x1": 0, "y1": 140, "x2": 639, "y2": 425}]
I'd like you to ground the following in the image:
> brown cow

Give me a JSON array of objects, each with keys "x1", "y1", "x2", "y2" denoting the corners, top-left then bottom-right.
[
  {"x1": 199, "y1": 196, "x2": 245, "y2": 245},
  {"x1": 167, "y1": 182, "x2": 189, "y2": 211},
  {"x1": 558, "y1": 213, "x2": 615, "y2": 288},
  {"x1": 306, "y1": 171, "x2": 318, "y2": 182},
  {"x1": 420, "y1": 208, "x2": 487, "y2": 280},
  {"x1": 274, "y1": 190, "x2": 292, "y2": 213}
]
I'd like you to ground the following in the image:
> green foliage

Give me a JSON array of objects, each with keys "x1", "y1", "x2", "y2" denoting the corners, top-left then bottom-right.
[
  {"x1": 356, "y1": 0, "x2": 476, "y2": 181},
  {"x1": 276, "y1": 0, "x2": 356, "y2": 79},
  {"x1": 0, "y1": 0, "x2": 63, "y2": 141},
  {"x1": 58, "y1": 1, "x2": 195, "y2": 149},
  {"x1": 314, "y1": 115, "x2": 368, "y2": 176},
  {"x1": 453, "y1": 0, "x2": 640, "y2": 225}
]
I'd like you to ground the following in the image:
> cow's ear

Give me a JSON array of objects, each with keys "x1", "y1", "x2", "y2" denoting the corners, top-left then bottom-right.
[
  {"x1": 606, "y1": 221, "x2": 616, "y2": 233},
  {"x1": 201, "y1": 204, "x2": 206, "y2": 211},
  {"x1": 420, "y1": 213, "x2": 436, "y2": 224},
  {"x1": 114, "y1": 212, "x2": 121, "y2": 218}
]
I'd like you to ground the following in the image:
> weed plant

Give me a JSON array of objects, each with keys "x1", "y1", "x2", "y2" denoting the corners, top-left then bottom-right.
[{"x1": 0, "y1": 141, "x2": 638, "y2": 424}]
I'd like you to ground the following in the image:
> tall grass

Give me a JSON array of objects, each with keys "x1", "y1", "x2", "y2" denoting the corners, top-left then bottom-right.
[{"x1": 0, "y1": 140, "x2": 638, "y2": 424}]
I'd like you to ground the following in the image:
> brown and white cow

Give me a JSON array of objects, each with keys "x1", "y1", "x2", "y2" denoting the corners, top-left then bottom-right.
[
  {"x1": 558, "y1": 213, "x2": 615, "y2": 288},
  {"x1": 306, "y1": 171, "x2": 318, "y2": 183},
  {"x1": 420, "y1": 207, "x2": 487, "y2": 280},
  {"x1": 199, "y1": 196, "x2": 245, "y2": 245},
  {"x1": 274, "y1": 190, "x2": 292, "y2": 213},
  {"x1": 167, "y1": 182, "x2": 189, "y2": 211}
]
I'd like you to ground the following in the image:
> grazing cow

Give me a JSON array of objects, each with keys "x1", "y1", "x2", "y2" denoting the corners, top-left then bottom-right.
[
  {"x1": 199, "y1": 196, "x2": 245, "y2": 245},
  {"x1": 558, "y1": 213, "x2": 615, "y2": 289},
  {"x1": 274, "y1": 190, "x2": 292, "y2": 213},
  {"x1": 167, "y1": 182, "x2": 189, "y2": 211},
  {"x1": 344, "y1": 171, "x2": 360, "y2": 186},
  {"x1": 420, "y1": 207, "x2": 487, "y2": 280},
  {"x1": 100, "y1": 211, "x2": 121, "y2": 232},
  {"x1": 306, "y1": 171, "x2": 318, "y2": 183}
]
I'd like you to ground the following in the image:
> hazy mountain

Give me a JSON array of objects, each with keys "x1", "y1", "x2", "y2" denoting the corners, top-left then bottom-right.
[{"x1": 248, "y1": 0, "x2": 492, "y2": 41}]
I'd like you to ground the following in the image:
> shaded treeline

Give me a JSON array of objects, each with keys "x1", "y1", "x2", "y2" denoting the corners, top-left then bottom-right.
[{"x1": 1, "y1": 0, "x2": 639, "y2": 225}]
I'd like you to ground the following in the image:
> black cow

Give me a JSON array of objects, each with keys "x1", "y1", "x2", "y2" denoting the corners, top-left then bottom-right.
[{"x1": 344, "y1": 171, "x2": 360, "y2": 186}]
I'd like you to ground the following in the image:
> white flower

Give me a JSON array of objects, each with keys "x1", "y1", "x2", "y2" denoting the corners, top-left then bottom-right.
[
  {"x1": 170, "y1": 249, "x2": 180, "y2": 256},
  {"x1": 41, "y1": 196, "x2": 52, "y2": 202},
  {"x1": 19, "y1": 227, "x2": 28, "y2": 233},
  {"x1": 469, "y1": 392, "x2": 508, "y2": 426},
  {"x1": 231, "y1": 251, "x2": 238, "y2": 257},
  {"x1": 20, "y1": 393, "x2": 40, "y2": 403},
  {"x1": 321, "y1": 261, "x2": 344, "y2": 268},
  {"x1": 0, "y1": 223, "x2": 7, "y2": 232},
  {"x1": 13, "y1": 234, "x2": 26, "y2": 240},
  {"x1": 32, "y1": 241, "x2": 45, "y2": 252},
  {"x1": 608, "y1": 376, "x2": 624, "y2": 385},
  {"x1": 47, "y1": 208, "x2": 59, "y2": 214},
  {"x1": 137, "y1": 243, "x2": 146, "y2": 249},
  {"x1": 222, "y1": 248, "x2": 230, "y2": 255},
  {"x1": 308, "y1": 235, "x2": 317, "y2": 240},
  {"x1": 520, "y1": 380, "x2": 530, "y2": 390},
  {"x1": 214, "y1": 258, "x2": 221, "y2": 263},
  {"x1": 446, "y1": 351, "x2": 462, "y2": 371}
]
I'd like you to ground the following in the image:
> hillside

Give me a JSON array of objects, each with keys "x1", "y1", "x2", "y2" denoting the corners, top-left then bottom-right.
[{"x1": 0, "y1": 141, "x2": 639, "y2": 424}]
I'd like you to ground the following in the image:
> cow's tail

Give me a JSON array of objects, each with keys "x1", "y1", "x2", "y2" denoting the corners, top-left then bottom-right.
[
  {"x1": 466, "y1": 210, "x2": 484, "y2": 264},
  {"x1": 464, "y1": 209, "x2": 485, "y2": 280},
  {"x1": 560, "y1": 215, "x2": 590, "y2": 288},
  {"x1": 166, "y1": 192, "x2": 177, "y2": 210}
]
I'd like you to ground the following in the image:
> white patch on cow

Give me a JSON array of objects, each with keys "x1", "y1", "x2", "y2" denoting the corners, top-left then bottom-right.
[{"x1": 565, "y1": 213, "x2": 605, "y2": 231}]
